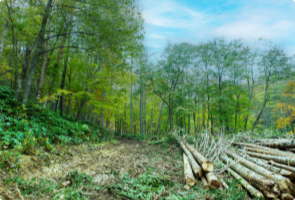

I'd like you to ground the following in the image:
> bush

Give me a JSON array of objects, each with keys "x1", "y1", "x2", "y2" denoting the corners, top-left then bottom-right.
[{"x1": 81, "y1": 124, "x2": 89, "y2": 133}]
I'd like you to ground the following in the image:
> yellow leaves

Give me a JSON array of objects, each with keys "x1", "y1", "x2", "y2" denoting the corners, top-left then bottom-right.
[
  {"x1": 38, "y1": 89, "x2": 72, "y2": 103},
  {"x1": 0, "y1": 62, "x2": 12, "y2": 81}
]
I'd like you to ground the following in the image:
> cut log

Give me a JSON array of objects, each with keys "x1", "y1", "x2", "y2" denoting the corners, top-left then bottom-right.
[
  {"x1": 238, "y1": 151, "x2": 295, "y2": 178},
  {"x1": 183, "y1": 153, "x2": 196, "y2": 187},
  {"x1": 227, "y1": 150, "x2": 294, "y2": 195},
  {"x1": 205, "y1": 172, "x2": 220, "y2": 189},
  {"x1": 245, "y1": 151, "x2": 295, "y2": 166},
  {"x1": 243, "y1": 146, "x2": 295, "y2": 158},
  {"x1": 176, "y1": 138, "x2": 203, "y2": 177},
  {"x1": 220, "y1": 154, "x2": 280, "y2": 198},
  {"x1": 268, "y1": 160, "x2": 295, "y2": 174},
  {"x1": 254, "y1": 139, "x2": 295, "y2": 149},
  {"x1": 201, "y1": 176, "x2": 210, "y2": 189},
  {"x1": 185, "y1": 143, "x2": 214, "y2": 172},
  {"x1": 233, "y1": 142, "x2": 295, "y2": 157},
  {"x1": 219, "y1": 178, "x2": 229, "y2": 189},
  {"x1": 288, "y1": 148, "x2": 295, "y2": 152},
  {"x1": 226, "y1": 167, "x2": 264, "y2": 198},
  {"x1": 281, "y1": 193, "x2": 294, "y2": 200}
]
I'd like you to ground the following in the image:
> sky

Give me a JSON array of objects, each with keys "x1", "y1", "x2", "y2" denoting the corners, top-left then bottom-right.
[{"x1": 140, "y1": 0, "x2": 295, "y2": 59}]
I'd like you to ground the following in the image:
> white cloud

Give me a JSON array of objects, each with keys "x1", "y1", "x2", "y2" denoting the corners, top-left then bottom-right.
[
  {"x1": 142, "y1": 0, "x2": 205, "y2": 28},
  {"x1": 213, "y1": 20, "x2": 295, "y2": 39},
  {"x1": 140, "y1": 0, "x2": 295, "y2": 58}
]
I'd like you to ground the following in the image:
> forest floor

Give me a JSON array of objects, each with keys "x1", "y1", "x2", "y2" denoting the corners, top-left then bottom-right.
[
  {"x1": 0, "y1": 138, "x2": 188, "y2": 200},
  {"x1": 0, "y1": 137, "x2": 249, "y2": 200}
]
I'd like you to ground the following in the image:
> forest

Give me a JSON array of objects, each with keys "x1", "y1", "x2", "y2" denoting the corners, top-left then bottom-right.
[{"x1": 0, "y1": 0, "x2": 295, "y2": 199}]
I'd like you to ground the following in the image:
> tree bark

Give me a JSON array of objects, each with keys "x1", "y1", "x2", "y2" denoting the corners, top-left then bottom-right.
[
  {"x1": 281, "y1": 193, "x2": 294, "y2": 200},
  {"x1": 155, "y1": 102, "x2": 164, "y2": 135},
  {"x1": 101, "y1": 92, "x2": 106, "y2": 128},
  {"x1": 183, "y1": 153, "x2": 196, "y2": 187},
  {"x1": 255, "y1": 139, "x2": 295, "y2": 149},
  {"x1": 150, "y1": 107, "x2": 153, "y2": 135},
  {"x1": 252, "y1": 72, "x2": 270, "y2": 132},
  {"x1": 169, "y1": 102, "x2": 173, "y2": 131},
  {"x1": 219, "y1": 178, "x2": 228, "y2": 190},
  {"x1": 176, "y1": 138, "x2": 202, "y2": 177},
  {"x1": 233, "y1": 142, "x2": 295, "y2": 157},
  {"x1": 59, "y1": 55, "x2": 68, "y2": 116},
  {"x1": 245, "y1": 151, "x2": 295, "y2": 166},
  {"x1": 43, "y1": 38, "x2": 65, "y2": 108},
  {"x1": 227, "y1": 150, "x2": 294, "y2": 194},
  {"x1": 0, "y1": 17, "x2": 10, "y2": 59},
  {"x1": 201, "y1": 177, "x2": 209, "y2": 189},
  {"x1": 220, "y1": 154, "x2": 280, "y2": 198},
  {"x1": 140, "y1": 80, "x2": 143, "y2": 135},
  {"x1": 226, "y1": 167, "x2": 264, "y2": 198},
  {"x1": 188, "y1": 113, "x2": 190, "y2": 134},
  {"x1": 268, "y1": 160, "x2": 295, "y2": 174},
  {"x1": 185, "y1": 143, "x2": 213, "y2": 172},
  {"x1": 22, "y1": 0, "x2": 54, "y2": 104},
  {"x1": 37, "y1": 19, "x2": 51, "y2": 100},
  {"x1": 241, "y1": 152, "x2": 294, "y2": 178},
  {"x1": 16, "y1": 47, "x2": 31, "y2": 101},
  {"x1": 205, "y1": 172, "x2": 220, "y2": 189}
]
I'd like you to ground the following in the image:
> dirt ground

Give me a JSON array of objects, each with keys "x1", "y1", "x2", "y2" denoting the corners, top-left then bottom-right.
[{"x1": 0, "y1": 138, "x2": 184, "y2": 200}]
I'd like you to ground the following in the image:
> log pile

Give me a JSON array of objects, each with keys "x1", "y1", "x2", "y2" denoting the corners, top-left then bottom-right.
[
  {"x1": 176, "y1": 136, "x2": 221, "y2": 190},
  {"x1": 174, "y1": 130, "x2": 295, "y2": 199},
  {"x1": 223, "y1": 139, "x2": 295, "y2": 199}
]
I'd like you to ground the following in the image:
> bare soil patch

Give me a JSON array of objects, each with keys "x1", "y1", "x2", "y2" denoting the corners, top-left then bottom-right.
[{"x1": 0, "y1": 138, "x2": 183, "y2": 199}]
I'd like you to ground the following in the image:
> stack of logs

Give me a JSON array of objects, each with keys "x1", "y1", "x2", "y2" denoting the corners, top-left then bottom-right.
[
  {"x1": 176, "y1": 137, "x2": 222, "y2": 190},
  {"x1": 220, "y1": 139, "x2": 295, "y2": 200}
]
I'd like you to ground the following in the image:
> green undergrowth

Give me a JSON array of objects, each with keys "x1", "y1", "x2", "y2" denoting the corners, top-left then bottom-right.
[
  {"x1": 5, "y1": 170, "x2": 100, "y2": 200},
  {"x1": 0, "y1": 87, "x2": 113, "y2": 172},
  {"x1": 4, "y1": 169, "x2": 249, "y2": 200},
  {"x1": 109, "y1": 171, "x2": 248, "y2": 200}
]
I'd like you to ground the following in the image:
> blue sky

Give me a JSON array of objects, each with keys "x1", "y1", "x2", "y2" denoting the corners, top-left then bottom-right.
[{"x1": 140, "y1": 0, "x2": 295, "y2": 59}]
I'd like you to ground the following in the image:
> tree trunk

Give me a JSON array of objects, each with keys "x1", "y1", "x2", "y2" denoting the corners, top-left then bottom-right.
[
  {"x1": 201, "y1": 177, "x2": 209, "y2": 189},
  {"x1": 59, "y1": 54, "x2": 68, "y2": 116},
  {"x1": 16, "y1": 47, "x2": 30, "y2": 101},
  {"x1": 101, "y1": 92, "x2": 106, "y2": 128},
  {"x1": 267, "y1": 160, "x2": 295, "y2": 174},
  {"x1": 44, "y1": 38, "x2": 65, "y2": 108},
  {"x1": 188, "y1": 113, "x2": 190, "y2": 134},
  {"x1": 281, "y1": 193, "x2": 294, "y2": 200},
  {"x1": 22, "y1": 0, "x2": 53, "y2": 104},
  {"x1": 0, "y1": 19, "x2": 10, "y2": 59},
  {"x1": 256, "y1": 139, "x2": 295, "y2": 149},
  {"x1": 37, "y1": 19, "x2": 51, "y2": 100},
  {"x1": 244, "y1": 116, "x2": 248, "y2": 132},
  {"x1": 205, "y1": 172, "x2": 220, "y2": 189},
  {"x1": 233, "y1": 142, "x2": 295, "y2": 157},
  {"x1": 185, "y1": 143, "x2": 213, "y2": 172},
  {"x1": 252, "y1": 73, "x2": 270, "y2": 132},
  {"x1": 291, "y1": 120, "x2": 294, "y2": 134},
  {"x1": 227, "y1": 150, "x2": 294, "y2": 194},
  {"x1": 183, "y1": 153, "x2": 196, "y2": 187},
  {"x1": 226, "y1": 167, "x2": 264, "y2": 198},
  {"x1": 219, "y1": 178, "x2": 229, "y2": 189},
  {"x1": 150, "y1": 107, "x2": 153, "y2": 135},
  {"x1": 155, "y1": 102, "x2": 164, "y2": 135},
  {"x1": 193, "y1": 112, "x2": 196, "y2": 135},
  {"x1": 242, "y1": 153, "x2": 294, "y2": 178},
  {"x1": 169, "y1": 104, "x2": 173, "y2": 131},
  {"x1": 176, "y1": 138, "x2": 202, "y2": 177},
  {"x1": 242, "y1": 151, "x2": 295, "y2": 167},
  {"x1": 244, "y1": 146, "x2": 295, "y2": 158},
  {"x1": 140, "y1": 81, "x2": 143, "y2": 135},
  {"x1": 220, "y1": 154, "x2": 280, "y2": 198}
]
